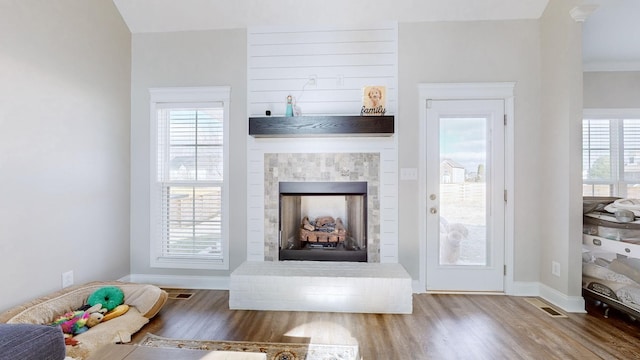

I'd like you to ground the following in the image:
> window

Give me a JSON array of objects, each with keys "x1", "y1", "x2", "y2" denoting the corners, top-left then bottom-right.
[
  {"x1": 583, "y1": 109, "x2": 640, "y2": 198},
  {"x1": 150, "y1": 87, "x2": 230, "y2": 269}
]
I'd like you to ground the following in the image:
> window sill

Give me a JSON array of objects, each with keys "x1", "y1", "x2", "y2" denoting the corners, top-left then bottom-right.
[{"x1": 150, "y1": 257, "x2": 228, "y2": 270}]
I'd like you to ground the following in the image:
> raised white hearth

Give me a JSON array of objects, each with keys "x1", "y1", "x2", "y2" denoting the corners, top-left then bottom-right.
[{"x1": 229, "y1": 261, "x2": 412, "y2": 314}]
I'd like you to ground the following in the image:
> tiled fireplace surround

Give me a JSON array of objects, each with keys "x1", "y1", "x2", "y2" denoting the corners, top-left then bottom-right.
[
  {"x1": 263, "y1": 152, "x2": 381, "y2": 262},
  {"x1": 230, "y1": 137, "x2": 413, "y2": 314}
]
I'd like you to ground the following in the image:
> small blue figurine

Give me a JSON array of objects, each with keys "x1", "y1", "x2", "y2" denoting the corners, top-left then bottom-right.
[{"x1": 285, "y1": 95, "x2": 294, "y2": 117}]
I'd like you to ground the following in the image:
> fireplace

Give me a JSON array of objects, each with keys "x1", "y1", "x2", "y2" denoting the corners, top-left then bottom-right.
[
  {"x1": 279, "y1": 181, "x2": 368, "y2": 262},
  {"x1": 260, "y1": 152, "x2": 382, "y2": 262}
]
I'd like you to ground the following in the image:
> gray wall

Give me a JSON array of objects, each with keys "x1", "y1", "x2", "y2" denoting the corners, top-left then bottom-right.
[
  {"x1": 539, "y1": 0, "x2": 583, "y2": 298},
  {"x1": 130, "y1": 20, "x2": 546, "y2": 286},
  {"x1": 1, "y1": 1, "x2": 585, "y2": 307},
  {"x1": 397, "y1": 20, "x2": 542, "y2": 283},
  {"x1": 130, "y1": 30, "x2": 247, "y2": 277},
  {"x1": 584, "y1": 71, "x2": 640, "y2": 108},
  {"x1": 0, "y1": 0, "x2": 131, "y2": 311}
]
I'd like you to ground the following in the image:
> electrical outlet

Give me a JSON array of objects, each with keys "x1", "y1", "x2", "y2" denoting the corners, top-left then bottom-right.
[
  {"x1": 62, "y1": 270, "x2": 74, "y2": 288},
  {"x1": 551, "y1": 261, "x2": 561, "y2": 277},
  {"x1": 308, "y1": 74, "x2": 317, "y2": 87}
]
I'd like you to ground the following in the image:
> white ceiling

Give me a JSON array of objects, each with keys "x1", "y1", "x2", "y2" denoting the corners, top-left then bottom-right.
[
  {"x1": 112, "y1": 0, "x2": 550, "y2": 32},
  {"x1": 112, "y1": 0, "x2": 640, "y2": 71},
  {"x1": 582, "y1": 0, "x2": 640, "y2": 71}
]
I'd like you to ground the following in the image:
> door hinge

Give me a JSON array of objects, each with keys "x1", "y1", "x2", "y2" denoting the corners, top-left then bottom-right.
[
  {"x1": 504, "y1": 189, "x2": 507, "y2": 202},
  {"x1": 504, "y1": 265, "x2": 507, "y2": 276},
  {"x1": 504, "y1": 114, "x2": 507, "y2": 125}
]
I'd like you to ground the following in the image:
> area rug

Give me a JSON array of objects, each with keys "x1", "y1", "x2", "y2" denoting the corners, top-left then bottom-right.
[{"x1": 138, "y1": 333, "x2": 360, "y2": 360}]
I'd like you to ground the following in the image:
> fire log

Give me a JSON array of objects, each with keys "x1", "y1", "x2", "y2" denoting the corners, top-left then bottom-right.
[
  {"x1": 315, "y1": 216, "x2": 335, "y2": 227},
  {"x1": 302, "y1": 216, "x2": 315, "y2": 231}
]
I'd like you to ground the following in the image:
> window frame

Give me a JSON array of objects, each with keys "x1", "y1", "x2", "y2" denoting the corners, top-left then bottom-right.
[
  {"x1": 583, "y1": 108, "x2": 640, "y2": 198},
  {"x1": 149, "y1": 86, "x2": 230, "y2": 270}
]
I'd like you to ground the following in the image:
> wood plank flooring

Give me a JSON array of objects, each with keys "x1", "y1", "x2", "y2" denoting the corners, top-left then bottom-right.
[{"x1": 129, "y1": 290, "x2": 640, "y2": 359}]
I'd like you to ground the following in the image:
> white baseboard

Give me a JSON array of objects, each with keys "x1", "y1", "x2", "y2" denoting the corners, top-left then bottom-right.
[
  {"x1": 538, "y1": 283, "x2": 586, "y2": 313},
  {"x1": 412, "y1": 279, "x2": 425, "y2": 293},
  {"x1": 508, "y1": 281, "x2": 585, "y2": 313},
  {"x1": 121, "y1": 274, "x2": 230, "y2": 290}
]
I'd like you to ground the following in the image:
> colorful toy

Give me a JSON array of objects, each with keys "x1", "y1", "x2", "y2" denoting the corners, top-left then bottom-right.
[
  {"x1": 50, "y1": 303, "x2": 105, "y2": 337},
  {"x1": 51, "y1": 310, "x2": 90, "y2": 335}
]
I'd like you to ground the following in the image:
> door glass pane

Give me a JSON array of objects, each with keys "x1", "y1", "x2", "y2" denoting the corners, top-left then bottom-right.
[{"x1": 439, "y1": 117, "x2": 487, "y2": 266}]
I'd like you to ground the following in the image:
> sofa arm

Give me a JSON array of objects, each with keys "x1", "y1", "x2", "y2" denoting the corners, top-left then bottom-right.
[{"x1": 0, "y1": 324, "x2": 65, "y2": 360}]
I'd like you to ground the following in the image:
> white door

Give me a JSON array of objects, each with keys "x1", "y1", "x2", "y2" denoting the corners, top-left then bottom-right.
[{"x1": 425, "y1": 99, "x2": 505, "y2": 292}]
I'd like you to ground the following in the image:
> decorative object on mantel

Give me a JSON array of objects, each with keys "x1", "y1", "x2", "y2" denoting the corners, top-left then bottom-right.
[
  {"x1": 285, "y1": 95, "x2": 294, "y2": 117},
  {"x1": 293, "y1": 98, "x2": 302, "y2": 116},
  {"x1": 248, "y1": 115, "x2": 394, "y2": 137},
  {"x1": 361, "y1": 86, "x2": 386, "y2": 116}
]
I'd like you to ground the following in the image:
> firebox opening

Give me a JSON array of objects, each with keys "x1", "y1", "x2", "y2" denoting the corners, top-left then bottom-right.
[{"x1": 278, "y1": 182, "x2": 367, "y2": 262}]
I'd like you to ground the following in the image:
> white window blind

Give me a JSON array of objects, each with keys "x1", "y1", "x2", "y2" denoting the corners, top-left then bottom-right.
[
  {"x1": 150, "y1": 87, "x2": 229, "y2": 270},
  {"x1": 583, "y1": 111, "x2": 640, "y2": 197}
]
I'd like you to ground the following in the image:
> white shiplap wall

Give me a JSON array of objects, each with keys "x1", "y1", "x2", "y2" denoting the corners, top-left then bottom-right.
[
  {"x1": 246, "y1": 25, "x2": 399, "y2": 263},
  {"x1": 248, "y1": 24, "x2": 397, "y2": 116}
]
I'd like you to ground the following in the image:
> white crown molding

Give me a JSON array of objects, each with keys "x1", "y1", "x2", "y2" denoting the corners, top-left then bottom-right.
[{"x1": 570, "y1": 4, "x2": 599, "y2": 22}]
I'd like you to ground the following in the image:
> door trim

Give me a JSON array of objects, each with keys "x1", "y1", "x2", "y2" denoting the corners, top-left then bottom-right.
[{"x1": 417, "y1": 82, "x2": 515, "y2": 294}]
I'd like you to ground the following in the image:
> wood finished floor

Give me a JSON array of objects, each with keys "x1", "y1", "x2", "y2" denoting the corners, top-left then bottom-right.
[{"x1": 130, "y1": 290, "x2": 640, "y2": 359}]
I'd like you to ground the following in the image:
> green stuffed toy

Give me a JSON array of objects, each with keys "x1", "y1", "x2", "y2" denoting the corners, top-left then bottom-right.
[{"x1": 87, "y1": 286, "x2": 125, "y2": 311}]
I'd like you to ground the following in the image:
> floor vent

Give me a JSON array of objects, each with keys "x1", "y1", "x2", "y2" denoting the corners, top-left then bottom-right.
[
  {"x1": 524, "y1": 298, "x2": 568, "y2": 318},
  {"x1": 162, "y1": 288, "x2": 195, "y2": 300}
]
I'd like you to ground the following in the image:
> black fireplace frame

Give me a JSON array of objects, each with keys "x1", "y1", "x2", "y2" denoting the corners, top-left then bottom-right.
[{"x1": 278, "y1": 181, "x2": 368, "y2": 262}]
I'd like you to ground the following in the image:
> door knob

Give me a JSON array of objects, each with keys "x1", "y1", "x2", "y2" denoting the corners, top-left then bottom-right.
[
  {"x1": 430, "y1": 207, "x2": 438, "y2": 214},
  {"x1": 430, "y1": 194, "x2": 437, "y2": 200}
]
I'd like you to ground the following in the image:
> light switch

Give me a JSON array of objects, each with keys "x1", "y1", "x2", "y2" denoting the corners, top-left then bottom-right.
[{"x1": 400, "y1": 168, "x2": 418, "y2": 180}]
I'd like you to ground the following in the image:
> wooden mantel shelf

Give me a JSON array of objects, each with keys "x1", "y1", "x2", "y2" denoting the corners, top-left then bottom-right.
[{"x1": 248, "y1": 115, "x2": 394, "y2": 137}]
